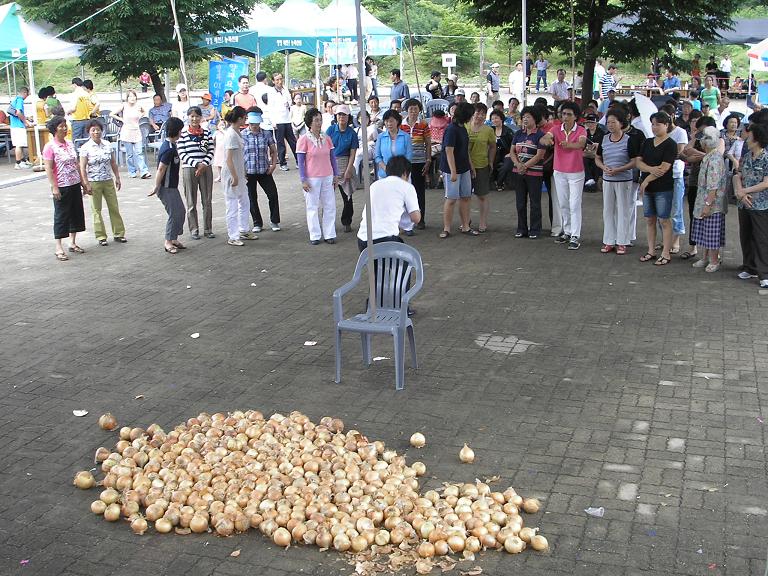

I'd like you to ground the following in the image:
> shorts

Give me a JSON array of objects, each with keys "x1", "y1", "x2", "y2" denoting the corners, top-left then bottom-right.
[
  {"x1": 10, "y1": 127, "x2": 27, "y2": 148},
  {"x1": 443, "y1": 170, "x2": 472, "y2": 200},
  {"x1": 643, "y1": 189, "x2": 673, "y2": 219},
  {"x1": 472, "y1": 166, "x2": 491, "y2": 196}
]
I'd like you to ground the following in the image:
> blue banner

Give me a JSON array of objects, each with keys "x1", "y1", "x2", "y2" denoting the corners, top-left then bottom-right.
[{"x1": 209, "y1": 58, "x2": 249, "y2": 111}]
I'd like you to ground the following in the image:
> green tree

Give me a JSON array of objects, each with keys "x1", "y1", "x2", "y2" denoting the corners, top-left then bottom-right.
[
  {"x1": 467, "y1": 0, "x2": 739, "y2": 103},
  {"x1": 18, "y1": 0, "x2": 257, "y2": 96}
]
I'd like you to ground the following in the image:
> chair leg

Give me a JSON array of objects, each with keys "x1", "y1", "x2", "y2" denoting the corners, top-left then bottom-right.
[
  {"x1": 394, "y1": 331, "x2": 406, "y2": 391},
  {"x1": 335, "y1": 328, "x2": 342, "y2": 383},
  {"x1": 407, "y1": 324, "x2": 418, "y2": 369},
  {"x1": 361, "y1": 334, "x2": 372, "y2": 366}
]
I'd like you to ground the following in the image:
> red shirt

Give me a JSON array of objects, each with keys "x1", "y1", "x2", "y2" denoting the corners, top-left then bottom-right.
[{"x1": 549, "y1": 123, "x2": 586, "y2": 173}]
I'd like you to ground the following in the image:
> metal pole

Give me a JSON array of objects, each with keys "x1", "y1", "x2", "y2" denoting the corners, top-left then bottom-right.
[
  {"x1": 479, "y1": 38, "x2": 484, "y2": 80},
  {"x1": 570, "y1": 0, "x2": 576, "y2": 100},
  {"x1": 27, "y1": 58, "x2": 43, "y2": 168},
  {"x1": 284, "y1": 50, "x2": 289, "y2": 85},
  {"x1": 521, "y1": 0, "x2": 527, "y2": 106},
  {"x1": 354, "y1": 0, "x2": 376, "y2": 320}
]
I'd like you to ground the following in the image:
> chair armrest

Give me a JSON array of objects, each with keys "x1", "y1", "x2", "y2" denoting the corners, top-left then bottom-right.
[
  {"x1": 396, "y1": 270, "x2": 424, "y2": 326},
  {"x1": 333, "y1": 278, "x2": 360, "y2": 321}
]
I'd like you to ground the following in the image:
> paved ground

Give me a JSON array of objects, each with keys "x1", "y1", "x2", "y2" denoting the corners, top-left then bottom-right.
[{"x1": 1, "y1": 158, "x2": 767, "y2": 576}]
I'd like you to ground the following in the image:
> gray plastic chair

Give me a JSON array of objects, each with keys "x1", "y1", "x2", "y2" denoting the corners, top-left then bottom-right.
[
  {"x1": 333, "y1": 242, "x2": 424, "y2": 391},
  {"x1": 425, "y1": 98, "x2": 449, "y2": 118}
]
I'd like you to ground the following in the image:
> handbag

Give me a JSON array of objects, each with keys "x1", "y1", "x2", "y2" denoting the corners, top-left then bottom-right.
[{"x1": 6, "y1": 104, "x2": 18, "y2": 118}]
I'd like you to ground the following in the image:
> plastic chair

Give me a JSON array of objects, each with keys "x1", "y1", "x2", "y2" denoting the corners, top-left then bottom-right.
[
  {"x1": 425, "y1": 98, "x2": 449, "y2": 118},
  {"x1": 333, "y1": 242, "x2": 424, "y2": 391}
]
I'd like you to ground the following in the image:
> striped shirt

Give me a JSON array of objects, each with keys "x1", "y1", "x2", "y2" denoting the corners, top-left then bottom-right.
[
  {"x1": 177, "y1": 127, "x2": 213, "y2": 168},
  {"x1": 401, "y1": 121, "x2": 429, "y2": 164},
  {"x1": 599, "y1": 72, "x2": 618, "y2": 99},
  {"x1": 597, "y1": 133, "x2": 639, "y2": 182}
]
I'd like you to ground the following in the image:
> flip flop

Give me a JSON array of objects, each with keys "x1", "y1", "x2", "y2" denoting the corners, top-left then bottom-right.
[
  {"x1": 639, "y1": 252, "x2": 656, "y2": 262},
  {"x1": 670, "y1": 247, "x2": 680, "y2": 254},
  {"x1": 460, "y1": 227, "x2": 479, "y2": 236},
  {"x1": 55, "y1": 252, "x2": 69, "y2": 261},
  {"x1": 164, "y1": 246, "x2": 178, "y2": 254},
  {"x1": 68, "y1": 245, "x2": 85, "y2": 253},
  {"x1": 654, "y1": 256, "x2": 671, "y2": 266},
  {"x1": 680, "y1": 251, "x2": 697, "y2": 260},
  {"x1": 439, "y1": 230, "x2": 450, "y2": 239}
]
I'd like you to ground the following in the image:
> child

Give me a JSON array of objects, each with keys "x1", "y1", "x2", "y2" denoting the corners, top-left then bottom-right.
[
  {"x1": 212, "y1": 117, "x2": 228, "y2": 182},
  {"x1": 149, "y1": 117, "x2": 186, "y2": 254}
]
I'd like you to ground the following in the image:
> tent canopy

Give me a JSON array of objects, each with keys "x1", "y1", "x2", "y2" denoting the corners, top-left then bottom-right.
[
  {"x1": 604, "y1": 16, "x2": 768, "y2": 46},
  {"x1": 748, "y1": 37, "x2": 768, "y2": 72},
  {"x1": 0, "y1": 2, "x2": 81, "y2": 62}
]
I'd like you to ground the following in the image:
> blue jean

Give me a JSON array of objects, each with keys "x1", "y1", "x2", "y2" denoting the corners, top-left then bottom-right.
[
  {"x1": 443, "y1": 171, "x2": 472, "y2": 199},
  {"x1": 124, "y1": 140, "x2": 149, "y2": 176},
  {"x1": 371, "y1": 78, "x2": 379, "y2": 99},
  {"x1": 71, "y1": 119, "x2": 89, "y2": 152},
  {"x1": 671, "y1": 176, "x2": 686, "y2": 235},
  {"x1": 536, "y1": 70, "x2": 547, "y2": 91},
  {"x1": 643, "y1": 190, "x2": 673, "y2": 219}
]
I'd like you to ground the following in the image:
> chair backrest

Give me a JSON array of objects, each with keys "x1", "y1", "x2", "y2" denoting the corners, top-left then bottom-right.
[
  {"x1": 356, "y1": 242, "x2": 424, "y2": 310},
  {"x1": 425, "y1": 99, "x2": 449, "y2": 118},
  {"x1": 418, "y1": 92, "x2": 432, "y2": 107}
]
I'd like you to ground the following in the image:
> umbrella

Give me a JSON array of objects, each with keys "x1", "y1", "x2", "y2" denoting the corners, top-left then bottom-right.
[
  {"x1": 747, "y1": 37, "x2": 768, "y2": 63},
  {"x1": 0, "y1": 2, "x2": 82, "y2": 166},
  {"x1": 633, "y1": 92, "x2": 657, "y2": 138}
]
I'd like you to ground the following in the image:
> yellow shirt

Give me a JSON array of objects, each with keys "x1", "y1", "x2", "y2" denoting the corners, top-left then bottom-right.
[
  {"x1": 35, "y1": 100, "x2": 47, "y2": 124},
  {"x1": 465, "y1": 123, "x2": 495, "y2": 169},
  {"x1": 71, "y1": 87, "x2": 92, "y2": 121}
]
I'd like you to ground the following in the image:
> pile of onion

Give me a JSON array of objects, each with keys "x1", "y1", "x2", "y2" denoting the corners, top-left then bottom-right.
[{"x1": 76, "y1": 411, "x2": 549, "y2": 560}]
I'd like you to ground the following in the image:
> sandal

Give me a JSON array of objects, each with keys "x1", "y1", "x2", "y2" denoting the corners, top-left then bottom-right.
[
  {"x1": 478, "y1": 228, "x2": 487, "y2": 234},
  {"x1": 654, "y1": 256, "x2": 671, "y2": 266},
  {"x1": 164, "y1": 246, "x2": 178, "y2": 254},
  {"x1": 68, "y1": 245, "x2": 85, "y2": 253},
  {"x1": 639, "y1": 252, "x2": 656, "y2": 262},
  {"x1": 600, "y1": 244, "x2": 615, "y2": 253},
  {"x1": 670, "y1": 247, "x2": 680, "y2": 254},
  {"x1": 439, "y1": 230, "x2": 450, "y2": 239},
  {"x1": 98, "y1": 239, "x2": 108, "y2": 246},
  {"x1": 172, "y1": 242, "x2": 187, "y2": 249},
  {"x1": 55, "y1": 252, "x2": 69, "y2": 261},
  {"x1": 680, "y1": 250, "x2": 697, "y2": 260},
  {"x1": 460, "y1": 227, "x2": 479, "y2": 236},
  {"x1": 616, "y1": 245, "x2": 627, "y2": 255}
]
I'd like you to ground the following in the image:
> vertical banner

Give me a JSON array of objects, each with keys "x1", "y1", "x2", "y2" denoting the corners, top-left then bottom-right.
[{"x1": 209, "y1": 57, "x2": 249, "y2": 110}]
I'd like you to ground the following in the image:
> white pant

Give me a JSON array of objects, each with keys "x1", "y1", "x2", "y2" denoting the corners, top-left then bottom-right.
[
  {"x1": 553, "y1": 170, "x2": 585, "y2": 238},
  {"x1": 305, "y1": 176, "x2": 336, "y2": 241},
  {"x1": 630, "y1": 183, "x2": 640, "y2": 241},
  {"x1": 223, "y1": 180, "x2": 250, "y2": 241},
  {"x1": 602, "y1": 180, "x2": 634, "y2": 246},
  {"x1": 549, "y1": 175, "x2": 562, "y2": 235}
]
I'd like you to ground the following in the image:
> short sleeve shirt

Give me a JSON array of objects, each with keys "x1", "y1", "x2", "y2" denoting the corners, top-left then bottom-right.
[
  {"x1": 640, "y1": 137, "x2": 677, "y2": 193},
  {"x1": 739, "y1": 148, "x2": 768, "y2": 211},
  {"x1": 465, "y1": 124, "x2": 495, "y2": 169},
  {"x1": 669, "y1": 126, "x2": 688, "y2": 178},
  {"x1": 157, "y1": 140, "x2": 180, "y2": 189},
  {"x1": 79, "y1": 139, "x2": 114, "y2": 182},
  {"x1": 511, "y1": 129, "x2": 545, "y2": 176},
  {"x1": 326, "y1": 124, "x2": 359, "y2": 158},
  {"x1": 43, "y1": 140, "x2": 81, "y2": 187},
  {"x1": 550, "y1": 124, "x2": 587, "y2": 173},
  {"x1": 9, "y1": 95, "x2": 25, "y2": 128},
  {"x1": 597, "y1": 133, "x2": 639, "y2": 182},
  {"x1": 242, "y1": 128, "x2": 275, "y2": 174},
  {"x1": 439, "y1": 123, "x2": 471, "y2": 174},
  {"x1": 221, "y1": 127, "x2": 245, "y2": 181},
  {"x1": 357, "y1": 176, "x2": 420, "y2": 241},
  {"x1": 297, "y1": 133, "x2": 335, "y2": 178}
]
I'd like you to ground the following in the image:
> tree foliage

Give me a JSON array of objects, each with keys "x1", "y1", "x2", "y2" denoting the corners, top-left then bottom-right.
[{"x1": 18, "y1": 0, "x2": 257, "y2": 93}]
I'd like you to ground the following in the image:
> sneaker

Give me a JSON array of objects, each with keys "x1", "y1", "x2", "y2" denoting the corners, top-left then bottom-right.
[
  {"x1": 252, "y1": 226, "x2": 262, "y2": 233},
  {"x1": 240, "y1": 232, "x2": 258, "y2": 240},
  {"x1": 325, "y1": 238, "x2": 336, "y2": 244},
  {"x1": 204, "y1": 232, "x2": 216, "y2": 239},
  {"x1": 227, "y1": 239, "x2": 244, "y2": 246},
  {"x1": 191, "y1": 232, "x2": 201, "y2": 240},
  {"x1": 585, "y1": 179, "x2": 596, "y2": 187},
  {"x1": 310, "y1": 239, "x2": 321, "y2": 245},
  {"x1": 567, "y1": 237, "x2": 581, "y2": 250},
  {"x1": 14, "y1": 163, "x2": 24, "y2": 170},
  {"x1": 279, "y1": 165, "x2": 289, "y2": 171},
  {"x1": 554, "y1": 233, "x2": 569, "y2": 244},
  {"x1": 270, "y1": 223, "x2": 281, "y2": 231},
  {"x1": 761, "y1": 279, "x2": 768, "y2": 288},
  {"x1": 405, "y1": 229, "x2": 415, "y2": 237},
  {"x1": 692, "y1": 258, "x2": 708, "y2": 268},
  {"x1": 529, "y1": 234, "x2": 538, "y2": 239},
  {"x1": 738, "y1": 271, "x2": 758, "y2": 280}
]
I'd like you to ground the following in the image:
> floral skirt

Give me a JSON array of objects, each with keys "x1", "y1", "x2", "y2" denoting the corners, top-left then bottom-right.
[{"x1": 690, "y1": 213, "x2": 725, "y2": 249}]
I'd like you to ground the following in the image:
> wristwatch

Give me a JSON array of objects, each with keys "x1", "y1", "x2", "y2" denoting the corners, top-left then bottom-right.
[{"x1": 704, "y1": 201, "x2": 712, "y2": 206}]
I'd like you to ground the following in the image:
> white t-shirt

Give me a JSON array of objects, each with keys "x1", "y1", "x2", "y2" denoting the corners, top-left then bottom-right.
[
  {"x1": 357, "y1": 176, "x2": 419, "y2": 241},
  {"x1": 719, "y1": 58, "x2": 732, "y2": 73},
  {"x1": 252, "y1": 83, "x2": 272, "y2": 109},
  {"x1": 267, "y1": 86, "x2": 292, "y2": 124},
  {"x1": 669, "y1": 126, "x2": 688, "y2": 178}
]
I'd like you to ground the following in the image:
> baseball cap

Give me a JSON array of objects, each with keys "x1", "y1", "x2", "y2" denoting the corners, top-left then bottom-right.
[
  {"x1": 448, "y1": 74, "x2": 458, "y2": 82},
  {"x1": 247, "y1": 111, "x2": 263, "y2": 124},
  {"x1": 175, "y1": 83, "x2": 187, "y2": 93},
  {"x1": 455, "y1": 89, "x2": 466, "y2": 96},
  {"x1": 584, "y1": 113, "x2": 598, "y2": 122},
  {"x1": 491, "y1": 63, "x2": 500, "y2": 68},
  {"x1": 201, "y1": 92, "x2": 212, "y2": 101},
  {"x1": 515, "y1": 61, "x2": 523, "y2": 66},
  {"x1": 334, "y1": 104, "x2": 351, "y2": 115}
]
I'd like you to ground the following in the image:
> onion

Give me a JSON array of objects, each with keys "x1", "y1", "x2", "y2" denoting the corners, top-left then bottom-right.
[
  {"x1": 447, "y1": 534, "x2": 465, "y2": 553},
  {"x1": 155, "y1": 518, "x2": 173, "y2": 533},
  {"x1": 465, "y1": 536, "x2": 481, "y2": 553},
  {"x1": 100, "y1": 488, "x2": 119, "y2": 505},
  {"x1": 350, "y1": 535, "x2": 368, "y2": 553},
  {"x1": 409, "y1": 433, "x2": 426, "y2": 448},
  {"x1": 94, "y1": 447, "x2": 110, "y2": 463},
  {"x1": 412, "y1": 462, "x2": 426, "y2": 476},
  {"x1": 91, "y1": 500, "x2": 107, "y2": 515},
  {"x1": 131, "y1": 516, "x2": 148, "y2": 535},
  {"x1": 417, "y1": 542, "x2": 435, "y2": 558},
  {"x1": 333, "y1": 534, "x2": 351, "y2": 552},
  {"x1": 273, "y1": 527, "x2": 291, "y2": 547},
  {"x1": 73, "y1": 471, "x2": 95, "y2": 489},
  {"x1": 98, "y1": 413, "x2": 118, "y2": 430},
  {"x1": 519, "y1": 527, "x2": 535, "y2": 543},
  {"x1": 190, "y1": 515, "x2": 209, "y2": 533},
  {"x1": 434, "y1": 540, "x2": 449, "y2": 555},
  {"x1": 374, "y1": 530, "x2": 390, "y2": 546},
  {"x1": 522, "y1": 498, "x2": 540, "y2": 514},
  {"x1": 504, "y1": 536, "x2": 525, "y2": 554},
  {"x1": 530, "y1": 534, "x2": 549, "y2": 551},
  {"x1": 459, "y1": 444, "x2": 475, "y2": 463},
  {"x1": 104, "y1": 503, "x2": 121, "y2": 522}
]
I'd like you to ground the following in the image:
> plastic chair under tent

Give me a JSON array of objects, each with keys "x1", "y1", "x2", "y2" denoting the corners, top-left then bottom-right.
[
  {"x1": 425, "y1": 98, "x2": 449, "y2": 119},
  {"x1": 418, "y1": 92, "x2": 432, "y2": 108},
  {"x1": 333, "y1": 242, "x2": 424, "y2": 391}
]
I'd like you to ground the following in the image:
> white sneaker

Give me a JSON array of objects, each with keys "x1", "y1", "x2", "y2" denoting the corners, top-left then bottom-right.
[
  {"x1": 738, "y1": 271, "x2": 758, "y2": 280},
  {"x1": 692, "y1": 258, "x2": 708, "y2": 268},
  {"x1": 14, "y1": 163, "x2": 24, "y2": 170},
  {"x1": 227, "y1": 239, "x2": 244, "y2": 246},
  {"x1": 585, "y1": 179, "x2": 596, "y2": 187},
  {"x1": 270, "y1": 223, "x2": 281, "y2": 231},
  {"x1": 761, "y1": 279, "x2": 768, "y2": 288},
  {"x1": 252, "y1": 226, "x2": 262, "y2": 233}
]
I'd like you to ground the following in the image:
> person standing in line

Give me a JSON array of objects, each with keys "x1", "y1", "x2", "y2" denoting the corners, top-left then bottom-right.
[
  {"x1": 486, "y1": 63, "x2": 501, "y2": 106},
  {"x1": 177, "y1": 106, "x2": 214, "y2": 240},
  {"x1": 366, "y1": 57, "x2": 379, "y2": 99},
  {"x1": 326, "y1": 104, "x2": 359, "y2": 233},
  {"x1": 508, "y1": 106, "x2": 546, "y2": 238},
  {"x1": 540, "y1": 101, "x2": 587, "y2": 250},
  {"x1": 43, "y1": 116, "x2": 86, "y2": 261},
  {"x1": 149, "y1": 117, "x2": 187, "y2": 254},
  {"x1": 374, "y1": 110, "x2": 413, "y2": 179},
  {"x1": 8, "y1": 86, "x2": 32, "y2": 169},
  {"x1": 347, "y1": 63, "x2": 360, "y2": 103},
  {"x1": 401, "y1": 99, "x2": 431, "y2": 231},
  {"x1": 220, "y1": 106, "x2": 253, "y2": 246},
  {"x1": 110, "y1": 90, "x2": 151, "y2": 179},
  {"x1": 663, "y1": 103, "x2": 689, "y2": 254},
  {"x1": 599, "y1": 65, "x2": 620, "y2": 100},
  {"x1": 508, "y1": 61, "x2": 526, "y2": 105},
  {"x1": 466, "y1": 102, "x2": 496, "y2": 233},
  {"x1": 242, "y1": 108, "x2": 280, "y2": 234},
  {"x1": 79, "y1": 119, "x2": 125, "y2": 246},
  {"x1": 267, "y1": 72, "x2": 298, "y2": 172},
  {"x1": 297, "y1": 107, "x2": 339, "y2": 245},
  {"x1": 439, "y1": 102, "x2": 476, "y2": 238},
  {"x1": 390, "y1": 69, "x2": 410, "y2": 101},
  {"x1": 67, "y1": 78, "x2": 92, "y2": 152},
  {"x1": 535, "y1": 54, "x2": 549, "y2": 92},
  {"x1": 719, "y1": 54, "x2": 732, "y2": 90}
]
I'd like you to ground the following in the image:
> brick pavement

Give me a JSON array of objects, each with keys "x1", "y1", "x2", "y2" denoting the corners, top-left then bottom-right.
[{"x1": 1, "y1": 163, "x2": 767, "y2": 576}]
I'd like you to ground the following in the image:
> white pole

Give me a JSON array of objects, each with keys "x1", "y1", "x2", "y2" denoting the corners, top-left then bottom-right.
[
  {"x1": 27, "y1": 58, "x2": 43, "y2": 168},
  {"x1": 315, "y1": 41, "x2": 321, "y2": 106},
  {"x1": 354, "y1": 0, "x2": 376, "y2": 320},
  {"x1": 284, "y1": 50, "x2": 289, "y2": 85},
  {"x1": 521, "y1": 0, "x2": 527, "y2": 106},
  {"x1": 5, "y1": 66, "x2": 10, "y2": 98},
  {"x1": 169, "y1": 0, "x2": 189, "y2": 88}
]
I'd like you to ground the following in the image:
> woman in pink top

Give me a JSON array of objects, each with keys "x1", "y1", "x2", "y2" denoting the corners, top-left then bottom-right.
[
  {"x1": 43, "y1": 116, "x2": 86, "y2": 261},
  {"x1": 110, "y1": 89, "x2": 151, "y2": 179},
  {"x1": 540, "y1": 101, "x2": 587, "y2": 250},
  {"x1": 297, "y1": 108, "x2": 339, "y2": 245}
]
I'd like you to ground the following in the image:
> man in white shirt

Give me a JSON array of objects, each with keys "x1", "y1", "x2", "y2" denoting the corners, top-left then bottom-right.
[
  {"x1": 719, "y1": 54, "x2": 732, "y2": 90},
  {"x1": 550, "y1": 69, "x2": 570, "y2": 104},
  {"x1": 710, "y1": 96, "x2": 732, "y2": 126},
  {"x1": 357, "y1": 155, "x2": 420, "y2": 251},
  {"x1": 267, "y1": 72, "x2": 297, "y2": 171},
  {"x1": 251, "y1": 72, "x2": 272, "y2": 108}
]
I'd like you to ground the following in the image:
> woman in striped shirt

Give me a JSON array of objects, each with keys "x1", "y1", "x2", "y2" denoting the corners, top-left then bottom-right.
[
  {"x1": 177, "y1": 106, "x2": 214, "y2": 240},
  {"x1": 401, "y1": 98, "x2": 431, "y2": 230}
]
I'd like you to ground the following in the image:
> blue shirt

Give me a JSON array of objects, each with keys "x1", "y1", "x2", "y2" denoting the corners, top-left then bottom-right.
[
  {"x1": 439, "y1": 123, "x2": 471, "y2": 174},
  {"x1": 157, "y1": 140, "x2": 180, "y2": 189},
  {"x1": 242, "y1": 128, "x2": 275, "y2": 174},
  {"x1": 148, "y1": 103, "x2": 172, "y2": 125},
  {"x1": 390, "y1": 81, "x2": 410, "y2": 101},
  {"x1": 662, "y1": 76, "x2": 681, "y2": 91},
  {"x1": 326, "y1": 124, "x2": 359, "y2": 158},
  {"x1": 375, "y1": 130, "x2": 413, "y2": 177},
  {"x1": 9, "y1": 95, "x2": 25, "y2": 128}
]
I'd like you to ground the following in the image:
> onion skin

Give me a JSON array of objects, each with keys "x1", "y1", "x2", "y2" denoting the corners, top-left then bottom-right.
[
  {"x1": 91, "y1": 500, "x2": 107, "y2": 515},
  {"x1": 522, "y1": 498, "x2": 540, "y2": 514}
]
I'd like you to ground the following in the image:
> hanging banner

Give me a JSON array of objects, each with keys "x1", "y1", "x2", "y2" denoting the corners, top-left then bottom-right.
[
  {"x1": 365, "y1": 35, "x2": 399, "y2": 56},
  {"x1": 209, "y1": 57, "x2": 249, "y2": 111},
  {"x1": 322, "y1": 39, "x2": 359, "y2": 66}
]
